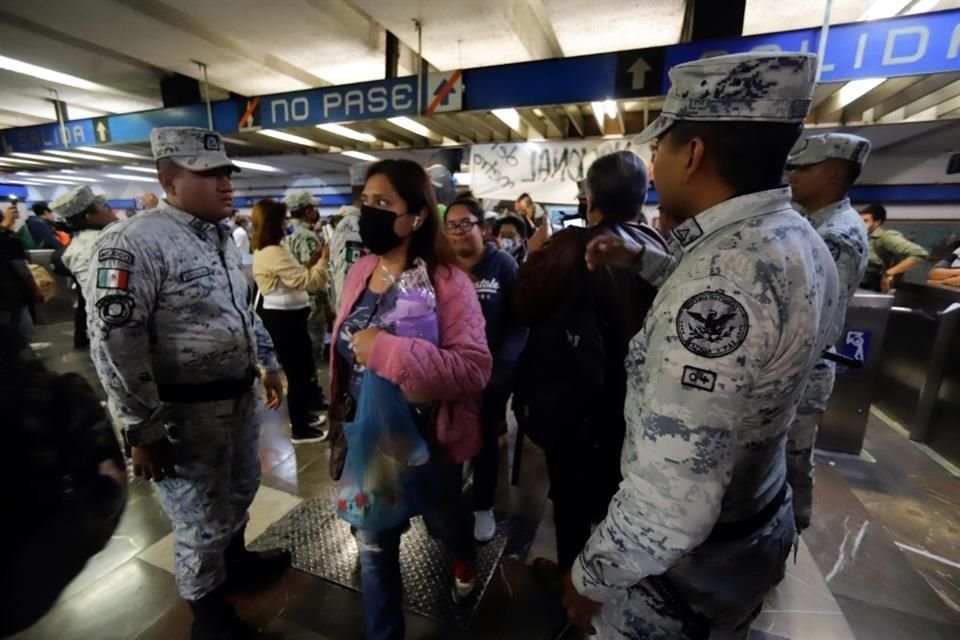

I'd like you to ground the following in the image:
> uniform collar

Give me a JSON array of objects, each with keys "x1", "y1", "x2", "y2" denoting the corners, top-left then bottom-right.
[
  {"x1": 292, "y1": 218, "x2": 315, "y2": 233},
  {"x1": 668, "y1": 187, "x2": 793, "y2": 255},
  {"x1": 807, "y1": 198, "x2": 851, "y2": 229},
  {"x1": 161, "y1": 201, "x2": 230, "y2": 240}
]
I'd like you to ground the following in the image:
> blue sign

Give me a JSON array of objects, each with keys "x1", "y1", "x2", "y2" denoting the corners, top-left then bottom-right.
[
  {"x1": 260, "y1": 76, "x2": 424, "y2": 128},
  {"x1": 433, "y1": 77, "x2": 456, "y2": 107},
  {"x1": 0, "y1": 120, "x2": 96, "y2": 154},
  {"x1": 839, "y1": 329, "x2": 872, "y2": 372},
  {"x1": 665, "y1": 8, "x2": 960, "y2": 86}
]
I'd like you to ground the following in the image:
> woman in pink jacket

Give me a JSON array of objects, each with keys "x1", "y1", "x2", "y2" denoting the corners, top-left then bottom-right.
[{"x1": 329, "y1": 159, "x2": 491, "y2": 640}]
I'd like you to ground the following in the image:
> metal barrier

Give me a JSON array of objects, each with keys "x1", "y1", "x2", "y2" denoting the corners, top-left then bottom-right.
[{"x1": 817, "y1": 290, "x2": 895, "y2": 454}]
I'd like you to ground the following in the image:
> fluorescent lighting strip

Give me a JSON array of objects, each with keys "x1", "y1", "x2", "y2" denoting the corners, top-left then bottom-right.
[
  {"x1": 491, "y1": 108, "x2": 522, "y2": 133},
  {"x1": 45, "y1": 150, "x2": 114, "y2": 162},
  {"x1": 12, "y1": 152, "x2": 73, "y2": 164},
  {"x1": 121, "y1": 165, "x2": 158, "y2": 174},
  {"x1": 341, "y1": 151, "x2": 378, "y2": 162},
  {"x1": 104, "y1": 173, "x2": 158, "y2": 183},
  {"x1": 0, "y1": 54, "x2": 102, "y2": 91},
  {"x1": 232, "y1": 160, "x2": 281, "y2": 172},
  {"x1": 76, "y1": 146, "x2": 149, "y2": 159},
  {"x1": 0, "y1": 157, "x2": 45, "y2": 166},
  {"x1": 257, "y1": 130, "x2": 323, "y2": 148},
  {"x1": 317, "y1": 123, "x2": 376, "y2": 142},
  {"x1": 387, "y1": 117, "x2": 435, "y2": 138}
]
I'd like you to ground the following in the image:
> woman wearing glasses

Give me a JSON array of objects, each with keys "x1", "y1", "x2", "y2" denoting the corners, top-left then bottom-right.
[{"x1": 443, "y1": 195, "x2": 528, "y2": 543}]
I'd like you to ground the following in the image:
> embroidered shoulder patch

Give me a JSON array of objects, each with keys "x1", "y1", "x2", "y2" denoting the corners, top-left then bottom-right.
[
  {"x1": 676, "y1": 291, "x2": 749, "y2": 358},
  {"x1": 98, "y1": 248, "x2": 134, "y2": 265},
  {"x1": 96, "y1": 268, "x2": 130, "y2": 290},
  {"x1": 681, "y1": 365, "x2": 717, "y2": 392},
  {"x1": 180, "y1": 266, "x2": 213, "y2": 283},
  {"x1": 96, "y1": 294, "x2": 135, "y2": 326}
]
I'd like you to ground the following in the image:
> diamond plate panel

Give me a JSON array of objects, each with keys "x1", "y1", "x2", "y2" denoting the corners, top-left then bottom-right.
[{"x1": 251, "y1": 487, "x2": 536, "y2": 629}]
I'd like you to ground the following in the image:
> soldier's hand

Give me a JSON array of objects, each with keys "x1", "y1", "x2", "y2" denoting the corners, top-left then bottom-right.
[
  {"x1": 309, "y1": 245, "x2": 325, "y2": 267},
  {"x1": 585, "y1": 235, "x2": 642, "y2": 272},
  {"x1": 131, "y1": 440, "x2": 177, "y2": 482},
  {"x1": 561, "y1": 572, "x2": 600, "y2": 635},
  {"x1": 262, "y1": 371, "x2": 284, "y2": 410}
]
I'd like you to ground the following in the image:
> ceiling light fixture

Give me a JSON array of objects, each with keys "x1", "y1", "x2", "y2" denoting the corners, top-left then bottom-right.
[
  {"x1": 18, "y1": 177, "x2": 79, "y2": 185},
  {"x1": 257, "y1": 130, "x2": 324, "y2": 148},
  {"x1": 317, "y1": 123, "x2": 377, "y2": 143},
  {"x1": 45, "y1": 150, "x2": 113, "y2": 161},
  {"x1": 341, "y1": 151, "x2": 379, "y2": 162},
  {"x1": 0, "y1": 157, "x2": 45, "y2": 166},
  {"x1": 906, "y1": 0, "x2": 939, "y2": 13},
  {"x1": 0, "y1": 54, "x2": 103, "y2": 91},
  {"x1": 232, "y1": 160, "x2": 281, "y2": 173},
  {"x1": 104, "y1": 173, "x2": 159, "y2": 183},
  {"x1": 837, "y1": 78, "x2": 886, "y2": 107},
  {"x1": 491, "y1": 108, "x2": 523, "y2": 134},
  {"x1": 387, "y1": 117, "x2": 435, "y2": 138},
  {"x1": 76, "y1": 147, "x2": 149, "y2": 159},
  {"x1": 1, "y1": 178, "x2": 45, "y2": 186},
  {"x1": 121, "y1": 165, "x2": 157, "y2": 174},
  {"x1": 12, "y1": 152, "x2": 73, "y2": 164}
]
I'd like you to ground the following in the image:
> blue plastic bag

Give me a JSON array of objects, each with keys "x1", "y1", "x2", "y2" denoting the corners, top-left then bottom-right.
[{"x1": 335, "y1": 370, "x2": 431, "y2": 531}]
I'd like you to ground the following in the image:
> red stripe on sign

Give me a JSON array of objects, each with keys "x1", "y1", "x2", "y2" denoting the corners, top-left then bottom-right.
[
  {"x1": 239, "y1": 97, "x2": 260, "y2": 128},
  {"x1": 426, "y1": 69, "x2": 463, "y2": 114}
]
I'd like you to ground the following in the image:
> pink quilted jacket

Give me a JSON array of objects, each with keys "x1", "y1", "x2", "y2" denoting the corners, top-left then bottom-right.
[{"x1": 329, "y1": 255, "x2": 492, "y2": 463}]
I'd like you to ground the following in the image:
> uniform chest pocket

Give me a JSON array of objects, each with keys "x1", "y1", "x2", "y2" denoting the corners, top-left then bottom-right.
[{"x1": 179, "y1": 266, "x2": 214, "y2": 283}]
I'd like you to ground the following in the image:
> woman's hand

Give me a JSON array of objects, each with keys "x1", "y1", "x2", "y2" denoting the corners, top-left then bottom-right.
[{"x1": 350, "y1": 327, "x2": 382, "y2": 366}]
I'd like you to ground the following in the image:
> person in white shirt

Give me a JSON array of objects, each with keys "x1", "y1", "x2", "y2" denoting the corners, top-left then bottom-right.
[{"x1": 232, "y1": 214, "x2": 252, "y2": 265}]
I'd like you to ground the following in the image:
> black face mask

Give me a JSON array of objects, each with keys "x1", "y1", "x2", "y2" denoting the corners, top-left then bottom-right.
[{"x1": 360, "y1": 205, "x2": 407, "y2": 255}]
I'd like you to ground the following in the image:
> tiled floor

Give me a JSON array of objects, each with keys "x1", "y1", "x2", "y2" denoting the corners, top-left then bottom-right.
[{"x1": 12, "y1": 322, "x2": 960, "y2": 639}]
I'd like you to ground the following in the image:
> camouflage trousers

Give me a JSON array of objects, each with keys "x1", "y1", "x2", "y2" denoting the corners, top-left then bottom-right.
[
  {"x1": 307, "y1": 295, "x2": 327, "y2": 371},
  {"x1": 786, "y1": 358, "x2": 836, "y2": 531},
  {"x1": 592, "y1": 499, "x2": 795, "y2": 640},
  {"x1": 154, "y1": 387, "x2": 262, "y2": 600}
]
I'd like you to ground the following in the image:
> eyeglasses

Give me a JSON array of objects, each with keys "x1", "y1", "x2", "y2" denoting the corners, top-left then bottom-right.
[{"x1": 444, "y1": 219, "x2": 479, "y2": 233}]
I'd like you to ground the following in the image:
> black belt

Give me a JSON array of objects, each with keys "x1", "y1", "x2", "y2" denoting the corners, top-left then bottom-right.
[
  {"x1": 708, "y1": 481, "x2": 789, "y2": 542},
  {"x1": 157, "y1": 368, "x2": 257, "y2": 403}
]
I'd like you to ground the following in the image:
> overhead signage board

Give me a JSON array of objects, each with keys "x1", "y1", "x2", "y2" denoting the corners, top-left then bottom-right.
[
  {"x1": 260, "y1": 74, "x2": 460, "y2": 129},
  {"x1": 464, "y1": 48, "x2": 665, "y2": 112},
  {"x1": 665, "y1": 8, "x2": 960, "y2": 86},
  {"x1": 470, "y1": 139, "x2": 648, "y2": 203},
  {"x1": 0, "y1": 101, "x2": 239, "y2": 154}
]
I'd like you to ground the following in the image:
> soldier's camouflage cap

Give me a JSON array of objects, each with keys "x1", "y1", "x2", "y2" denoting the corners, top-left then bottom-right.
[
  {"x1": 634, "y1": 52, "x2": 817, "y2": 144},
  {"x1": 150, "y1": 126, "x2": 238, "y2": 172},
  {"x1": 52, "y1": 185, "x2": 105, "y2": 219},
  {"x1": 284, "y1": 190, "x2": 321, "y2": 211},
  {"x1": 787, "y1": 132, "x2": 871, "y2": 168}
]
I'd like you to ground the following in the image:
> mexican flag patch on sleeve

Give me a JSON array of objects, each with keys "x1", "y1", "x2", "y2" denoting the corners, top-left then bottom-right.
[{"x1": 97, "y1": 268, "x2": 130, "y2": 290}]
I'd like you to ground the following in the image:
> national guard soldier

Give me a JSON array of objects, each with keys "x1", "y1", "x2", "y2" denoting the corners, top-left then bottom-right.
[
  {"x1": 328, "y1": 163, "x2": 368, "y2": 310},
  {"x1": 786, "y1": 133, "x2": 871, "y2": 530},
  {"x1": 87, "y1": 126, "x2": 290, "y2": 640},
  {"x1": 53, "y1": 186, "x2": 117, "y2": 348},
  {"x1": 566, "y1": 52, "x2": 842, "y2": 639}
]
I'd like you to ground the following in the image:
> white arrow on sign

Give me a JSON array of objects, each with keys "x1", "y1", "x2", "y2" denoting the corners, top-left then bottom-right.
[
  {"x1": 95, "y1": 121, "x2": 109, "y2": 142},
  {"x1": 628, "y1": 57, "x2": 652, "y2": 91}
]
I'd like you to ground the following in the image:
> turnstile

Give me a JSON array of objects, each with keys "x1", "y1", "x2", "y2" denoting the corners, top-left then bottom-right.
[{"x1": 817, "y1": 290, "x2": 895, "y2": 454}]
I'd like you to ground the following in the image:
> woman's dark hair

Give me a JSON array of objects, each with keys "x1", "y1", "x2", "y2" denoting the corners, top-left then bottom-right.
[
  {"x1": 586, "y1": 151, "x2": 648, "y2": 223},
  {"x1": 446, "y1": 195, "x2": 484, "y2": 224},
  {"x1": 666, "y1": 121, "x2": 803, "y2": 195},
  {"x1": 250, "y1": 199, "x2": 287, "y2": 250},
  {"x1": 365, "y1": 159, "x2": 457, "y2": 277},
  {"x1": 861, "y1": 203, "x2": 887, "y2": 223}
]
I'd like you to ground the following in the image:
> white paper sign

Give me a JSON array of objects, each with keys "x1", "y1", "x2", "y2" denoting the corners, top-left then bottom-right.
[{"x1": 469, "y1": 139, "x2": 648, "y2": 203}]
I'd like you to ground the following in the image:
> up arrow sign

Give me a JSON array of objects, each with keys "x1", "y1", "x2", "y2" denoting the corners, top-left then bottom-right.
[
  {"x1": 628, "y1": 57, "x2": 652, "y2": 91},
  {"x1": 95, "y1": 119, "x2": 110, "y2": 143}
]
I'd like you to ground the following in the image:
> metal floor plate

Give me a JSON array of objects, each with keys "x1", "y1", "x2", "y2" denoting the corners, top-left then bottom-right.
[{"x1": 251, "y1": 487, "x2": 537, "y2": 629}]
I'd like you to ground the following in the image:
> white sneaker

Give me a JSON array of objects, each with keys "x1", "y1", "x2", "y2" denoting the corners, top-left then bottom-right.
[{"x1": 473, "y1": 509, "x2": 496, "y2": 543}]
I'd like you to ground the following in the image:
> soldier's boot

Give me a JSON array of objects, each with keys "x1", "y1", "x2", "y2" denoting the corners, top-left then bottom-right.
[
  {"x1": 189, "y1": 586, "x2": 262, "y2": 640},
  {"x1": 223, "y1": 525, "x2": 291, "y2": 594}
]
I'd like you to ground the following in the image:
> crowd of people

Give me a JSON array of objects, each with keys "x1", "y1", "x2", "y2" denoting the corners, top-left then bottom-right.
[{"x1": 2, "y1": 48, "x2": 959, "y2": 640}]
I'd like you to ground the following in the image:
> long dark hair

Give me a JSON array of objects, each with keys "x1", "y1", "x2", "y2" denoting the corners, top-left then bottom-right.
[{"x1": 365, "y1": 159, "x2": 457, "y2": 278}]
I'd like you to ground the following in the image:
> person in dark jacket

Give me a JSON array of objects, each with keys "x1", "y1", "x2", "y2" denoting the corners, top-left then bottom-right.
[
  {"x1": 26, "y1": 202, "x2": 65, "y2": 250},
  {"x1": 444, "y1": 195, "x2": 528, "y2": 542},
  {"x1": 513, "y1": 151, "x2": 665, "y2": 581}
]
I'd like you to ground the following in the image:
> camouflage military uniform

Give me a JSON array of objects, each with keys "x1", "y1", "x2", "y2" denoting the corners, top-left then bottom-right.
[
  {"x1": 570, "y1": 53, "x2": 842, "y2": 639},
  {"x1": 785, "y1": 134, "x2": 871, "y2": 529},
  {"x1": 87, "y1": 129, "x2": 278, "y2": 602},
  {"x1": 328, "y1": 205, "x2": 365, "y2": 311},
  {"x1": 283, "y1": 193, "x2": 327, "y2": 370}
]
